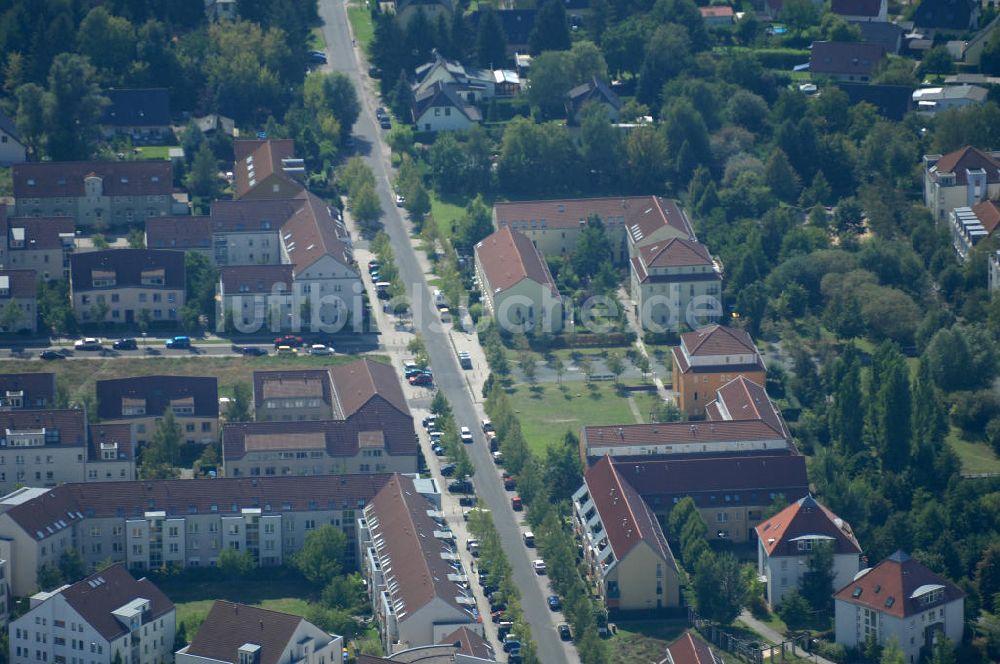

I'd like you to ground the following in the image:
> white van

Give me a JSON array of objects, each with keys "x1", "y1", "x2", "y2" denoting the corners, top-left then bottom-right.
[{"x1": 523, "y1": 531, "x2": 535, "y2": 547}]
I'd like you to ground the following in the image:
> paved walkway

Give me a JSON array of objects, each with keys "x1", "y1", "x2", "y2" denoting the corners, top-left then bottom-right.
[
  {"x1": 618, "y1": 287, "x2": 672, "y2": 402},
  {"x1": 738, "y1": 611, "x2": 835, "y2": 664}
]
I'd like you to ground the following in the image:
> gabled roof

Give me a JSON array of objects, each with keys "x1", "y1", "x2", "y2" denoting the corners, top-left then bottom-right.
[
  {"x1": 0, "y1": 110, "x2": 23, "y2": 144},
  {"x1": 100, "y1": 88, "x2": 171, "y2": 128},
  {"x1": 658, "y1": 631, "x2": 721, "y2": 664},
  {"x1": 582, "y1": 456, "x2": 677, "y2": 565},
  {"x1": 972, "y1": 199, "x2": 1000, "y2": 233},
  {"x1": 583, "y1": 420, "x2": 789, "y2": 452},
  {"x1": 496, "y1": 196, "x2": 691, "y2": 233},
  {"x1": 6, "y1": 216, "x2": 75, "y2": 251},
  {"x1": 88, "y1": 423, "x2": 134, "y2": 463},
  {"x1": 438, "y1": 626, "x2": 494, "y2": 660},
  {"x1": 57, "y1": 564, "x2": 174, "y2": 641},
  {"x1": 856, "y1": 22, "x2": 904, "y2": 53},
  {"x1": 413, "y1": 82, "x2": 482, "y2": 123},
  {"x1": 96, "y1": 375, "x2": 219, "y2": 419},
  {"x1": 832, "y1": 0, "x2": 882, "y2": 17},
  {"x1": 366, "y1": 474, "x2": 476, "y2": 618},
  {"x1": 219, "y1": 265, "x2": 295, "y2": 294},
  {"x1": 626, "y1": 198, "x2": 695, "y2": 245},
  {"x1": 681, "y1": 325, "x2": 758, "y2": 357},
  {"x1": 69, "y1": 249, "x2": 185, "y2": 291},
  {"x1": 145, "y1": 216, "x2": 212, "y2": 250},
  {"x1": 912, "y1": 0, "x2": 977, "y2": 30},
  {"x1": 185, "y1": 601, "x2": 312, "y2": 664},
  {"x1": 930, "y1": 145, "x2": 1000, "y2": 185},
  {"x1": 0, "y1": 269, "x2": 37, "y2": 299},
  {"x1": 566, "y1": 77, "x2": 623, "y2": 113},
  {"x1": 233, "y1": 139, "x2": 304, "y2": 199},
  {"x1": 834, "y1": 551, "x2": 965, "y2": 618},
  {"x1": 13, "y1": 160, "x2": 172, "y2": 199},
  {"x1": 474, "y1": 226, "x2": 558, "y2": 295},
  {"x1": 1, "y1": 475, "x2": 393, "y2": 541},
  {"x1": 638, "y1": 237, "x2": 713, "y2": 269},
  {"x1": 809, "y1": 41, "x2": 886, "y2": 76},
  {"x1": 699, "y1": 5, "x2": 734, "y2": 17},
  {"x1": 0, "y1": 373, "x2": 57, "y2": 409},
  {"x1": 0, "y1": 409, "x2": 86, "y2": 447},
  {"x1": 279, "y1": 190, "x2": 354, "y2": 273},
  {"x1": 329, "y1": 358, "x2": 410, "y2": 418},
  {"x1": 707, "y1": 376, "x2": 789, "y2": 440},
  {"x1": 756, "y1": 495, "x2": 862, "y2": 556}
]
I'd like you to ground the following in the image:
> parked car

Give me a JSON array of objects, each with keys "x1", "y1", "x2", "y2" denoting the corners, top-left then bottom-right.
[
  {"x1": 404, "y1": 367, "x2": 427, "y2": 378},
  {"x1": 408, "y1": 372, "x2": 433, "y2": 386},
  {"x1": 422, "y1": 414, "x2": 437, "y2": 429},
  {"x1": 504, "y1": 475, "x2": 517, "y2": 491},
  {"x1": 547, "y1": 595, "x2": 561, "y2": 611},
  {"x1": 503, "y1": 640, "x2": 521, "y2": 653},
  {"x1": 379, "y1": 117, "x2": 391, "y2": 130},
  {"x1": 375, "y1": 107, "x2": 387, "y2": 120},
  {"x1": 447, "y1": 479, "x2": 473, "y2": 494},
  {"x1": 458, "y1": 495, "x2": 475, "y2": 507},
  {"x1": 481, "y1": 418, "x2": 494, "y2": 433},
  {"x1": 165, "y1": 336, "x2": 191, "y2": 349},
  {"x1": 112, "y1": 338, "x2": 137, "y2": 350},
  {"x1": 491, "y1": 610, "x2": 507, "y2": 623},
  {"x1": 74, "y1": 338, "x2": 102, "y2": 351},
  {"x1": 511, "y1": 495, "x2": 522, "y2": 511},
  {"x1": 233, "y1": 345, "x2": 267, "y2": 356},
  {"x1": 532, "y1": 560, "x2": 547, "y2": 574},
  {"x1": 458, "y1": 351, "x2": 473, "y2": 369},
  {"x1": 497, "y1": 622, "x2": 513, "y2": 640},
  {"x1": 307, "y1": 50, "x2": 327, "y2": 64},
  {"x1": 39, "y1": 350, "x2": 65, "y2": 360},
  {"x1": 273, "y1": 335, "x2": 304, "y2": 348},
  {"x1": 558, "y1": 624, "x2": 572, "y2": 641},
  {"x1": 440, "y1": 463, "x2": 456, "y2": 477},
  {"x1": 492, "y1": 451, "x2": 504, "y2": 465},
  {"x1": 460, "y1": 426, "x2": 473, "y2": 443},
  {"x1": 368, "y1": 259, "x2": 380, "y2": 271},
  {"x1": 395, "y1": 194, "x2": 405, "y2": 207},
  {"x1": 432, "y1": 444, "x2": 445, "y2": 456},
  {"x1": 275, "y1": 345, "x2": 298, "y2": 357},
  {"x1": 429, "y1": 431, "x2": 443, "y2": 442},
  {"x1": 523, "y1": 531, "x2": 535, "y2": 547},
  {"x1": 309, "y1": 344, "x2": 333, "y2": 356}
]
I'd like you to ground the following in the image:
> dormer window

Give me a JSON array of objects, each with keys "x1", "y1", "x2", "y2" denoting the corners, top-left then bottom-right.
[
  {"x1": 151, "y1": 176, "x2": 159, "y2": 183},
  {"x1": 141, "y1": 268, "x2": 165, "y2": 286},
  {"x1": 120, "y1": 177, "x2": 128, "y2": 184},
  {"x1": 91, "y1": 270, "x2": 116, "y2": 288},
  {"x1": 26, "y1": 179, "x2": 35, "y2": 186}
]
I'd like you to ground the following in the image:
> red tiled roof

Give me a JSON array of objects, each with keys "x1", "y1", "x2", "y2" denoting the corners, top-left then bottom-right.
[
  {"x1": 809, "y1": 41, "x2": 886, "y2": 77},
  {"x1": 210, "y1": 199, "x2": 299, "y2": 232},
  {"x1": 681, "y1": 325, "x2": 758, "y2": 357},
  {"x1": 583, "y1": 420, "x2": 789, "y2": 451},
  {"x1": 658, "y1": 631, "x2": 719, "y2": 664},
  {"x1": 185, "y1": 602, "x2": 311, "y2": 664},
  {"x1": 583, "y1": 456, "x2": 677, "y2": 565},
  {"x1": 475, "y1": 226, "x2": 558, "y2": 295},
  {"x1": 639, "y1": 237, "x2": 713, "y2": 269},
  {"x1": 931, "y1": 146, "x2": 1000, "y2": 185},
  {"x1": 0, "y1": 269, "x2": 37, "y2": 299},
  {"x1": 495, "y1": 196, "x2": 692, "y2": 234},
  {"x1": 756, "y1": 495, "x2": 862, "y2": 556},
  {"x1": 329, "y1": 358, "x2": 410, "y2": 418},
  {"x1": 831, "y1": 0, "x2": 881, "y2": 16},
  {"x1": 219, "y1": 265, "x2": 295, "y2": 294},
  {"x1": 833, "y1": 551, "x2": 964, "y2": 618},
  {"x1": 253, "y1": 369, "x2": 332, "y2": 407},
  {"x1": 699, "y1": 5, "x2": 734, "y2": 16},
  {"x1": 280, "y1": 190, "x2": 354, "y2": 273},
  {"x1": 233, "y1": 139, "x2": 302, "y2": 199},
  {"x1": 0, "y1": 373, "x2": 57, "y2": 408},
  {"x1": 13, "y1": 161, "x2": 172, "y2": 198},
  {"x1": 145, "y1": 216, "x2": 212, "y2": 250},
  {"x1": 59, "y1": 564, "x2": 174, "y2": 641},
  {"x1": 972, "y1": 199, "x2": 1000, "y2": 233},
  {"x1": 0, "y1": 409, "x2": 86, "y2": 447},
  {"x1": 708, "y1": 376, "x2": 789, "y2": 440},
  {"x1": 439, "y1": 627, "x2": 494, "y2": 659}
]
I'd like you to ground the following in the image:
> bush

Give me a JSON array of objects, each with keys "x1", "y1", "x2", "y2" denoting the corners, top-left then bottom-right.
[
  {"x1": 987, "y1": 416, "x2": 1000, "y2": 455},
  {"x1": 950, "y1": 391, "x2": 1000, "y2": 436}
]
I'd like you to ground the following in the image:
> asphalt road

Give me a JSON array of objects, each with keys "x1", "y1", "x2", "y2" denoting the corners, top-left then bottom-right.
[{"x1": 315, "y1": 3, "x2": 576, "y2": 662}]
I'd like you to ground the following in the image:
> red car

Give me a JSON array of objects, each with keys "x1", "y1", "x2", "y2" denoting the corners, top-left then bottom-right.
[
  {"x1": 408, "y1": 372, "x2": 433, "y2": 386},
  {"x1": 273, "y1": 335, "x2": 304, "y2": 348},
  {"x1": 511, "y1": 496, "x2": 523, "y2": 511}
]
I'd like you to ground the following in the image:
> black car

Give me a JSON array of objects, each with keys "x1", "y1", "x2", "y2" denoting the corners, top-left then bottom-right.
[
  {"x1": 233, "y1": 345, "x2": 267, "y2": 356},
  {"x1": 547, "y1": 595, "x2": 562, "y2": 611},
  {"x1": 458, "y1": 496, "x2": 475, "y2": 507},
  {"x1": 447, "y1": 479, "x2": 473, "y2": 494},
  {"x1": 112, "y1": 338, "x2": 138, "y2": 350},
  {"x1": 39, "y1": 350, "x2": 65, "y2": 360},
  {"x1": 440, "y1": 463, "x2": 456, "y2": 477},
  {"x1": 558, "y1": 624, "x2": 571, "y2": 641},
  {"x1": 307, "y1": 50, "x2": 327, "y2": 64},
  {"x1": 375, "y1": 107, "x2": 386, "y2": 119},
  {"x1": 502, "y1": 640, "x2": 521, "y2": 653},
  {"x1": 379, "y1": 117, "x2": 391, "y2": 130}
]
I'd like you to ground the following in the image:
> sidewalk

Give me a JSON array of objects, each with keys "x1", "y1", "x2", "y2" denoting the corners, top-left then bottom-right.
[
  {"x1": 618, "y1": 287, "x2": 672, "y2": 402},
  {"x1": 738, "y1": 611, "x2": 836, "y2": 664}
]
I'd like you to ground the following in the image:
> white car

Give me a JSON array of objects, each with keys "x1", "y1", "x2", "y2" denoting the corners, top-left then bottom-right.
[
  {"x1": 460, "y1": 426, "x2": 473, "y2": 443},
  {"x1": 395, "y1": 194, "x2": 405, "y2": 207},
  {"x1": 532, "y1": 559, "x2": 546, "y2": 574},
  {"x1": 309, "y1": 344, "x2": 333, "y2": 356},
  {"x1": 74, "y1": 337, "x2": 102, "y2": 350}
]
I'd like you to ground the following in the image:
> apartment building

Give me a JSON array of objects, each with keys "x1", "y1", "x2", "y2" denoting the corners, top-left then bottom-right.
[
  {"x1": 0, "y1": 373, "x2": 57, "y2": 410},
  {"x1": 0, "y1": 558, "x2": 9, "y2": 628},
  {"x1": 0, "y1": 214, "x2": 76, "y2": 280},
  {"x1": 0, "y1": 409, "x2": 89, "y2": 494},
  {"x1": 834, "y1": 551, "x2": 964, "y2": 664},
  {"x1": 218, "y1": 264, "x2": 296, "y2": 330},
  {"x1": 629, "y1": 237, "x2": 722, "y2": 332},
  {"x1": 96, "y1": 376, "x2": 218, "y2": 446},
  {"x1": 98, "y1": 88, "x2": 172, "y2": 145},
  {"x1": 612, "y1": 454, "x2": 808, "y2": 545},
  {"x1": 474, "y1": 226, "x2": 563, "y2": 334},
  {"x1": 358, "y1": 475, "x2": 481, "y2": 654},
  {"x1": 0, "y1": 474, "x2": 394, "y2": 596},
  {"x1": 144, "y1": 216, "x2": 212, "y2": 256},
  {"x1": 572, "y1": 456, "x2": 681, "y2": 611},
  {"x1": 176, "y1": 601, "x2": 343, "y2": 664},
  {"x1": 234, "y1": 140, "x2": 307, "y2": 201},
  {"x1": 226, "y1": 360, "x2": 418, "y2": 476},
  {"x1": 0, "y1": 111, "x2": 26, "y2": 166},
  {"x1": 358, "y1": 627, "x2": 496, "y2": 663},
  {"x1": 948, "y1": 199, "x2": 999, "y2": 260},
  {"x1": 671, "y1": 325, "x2": 766, "y2": 418},
  {"x1": 69, "y1": 250, "x2": 186, "y2": 325},
  {"x1": 706, "y1": 376, "x2": 790, "y2": 440},
  {"x1": 13, "y1": 161, "x2": 176, "y2": 227},
  {"x1": 924, "y1": 146, "x2": 1000, "y2": 221},
  {"x1": 756, "y1": 495, "x2": 863, "y2": 608},
  {"x1": 87, "y1": 424, "x2": 136, "y2": 483},
  {"x1": 0, "y1": 269, "x2": 37, "y2": 333},
  {"x1": 9, "y1": 563, "x2": 175, "y2": 664}
]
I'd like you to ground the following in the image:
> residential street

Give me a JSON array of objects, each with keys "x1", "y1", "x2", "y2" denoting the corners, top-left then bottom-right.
[{"x1": 316, "y1": 1, "x2": 578, "y2": 661}]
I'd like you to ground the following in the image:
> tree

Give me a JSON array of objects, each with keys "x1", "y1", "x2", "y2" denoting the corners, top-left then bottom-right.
[
  {"x1": 225, "y1": 383, "x2": 253, "y2": 422},
  {"x1": 977, "y1": 542, "x2": 1000, "y2": 612},
  {"x1": 0, "y1": 301, "x2": 24, "y2": 333},
  {"x1": 879, "y1": 637, "x2": 905, "y2": 664},
  {"x1": 780, "y1": 0, "x2": 819, "y2": 31},
  {"x1": 530, "y1": 0, "x2": 571, "y2": 54},
  {"x1": 127, "y1": 228, "x2": 146, "y2": 249},
  {"x1": 77, "y1": 7, "x2": 137, "y2": 78},
  {"x1": 305, "y1": 71, "x2": 361, "y2": 143},
  {"x1": 799, "y1": 541, "x2": 835, "y2": 612},
  {"x1": 140, "y1": 410, "x2": 181, "y2": 479},
  {"x1": 606, "y1": 352, "x2": 625, "y2": 384},
  {"x1": 186, "y1": 142, "x2": 220, "y2": 201},
  {"x1": 293, "y1": 525, "x2": 347, "y2": 583},
  {"x1": 764, "y1": 148, "x2": 801, "y2": 203},
  {"x1": 453, "y1": 196, "x2": 493, "y2": 252},
  {"x1": 352, "y1": 182, "x2": 382, "y2": 228},
  {"x1": 694, "y1": 553, "x2": 747, "y2": 624},
  {"x1": 777, "y1": 589, "x2": 812, "y2": 630},
  {"x1": 868, "y1": 342, "x2": 912, "y2": 472},
  {"x1": 475, "y1": 9, "x2": 507, "y2": 69},
  {"x1": 186, "y1": 251, "x2": 218, "y2": 326},
  {"x1": 625, "y1": 125, "x2": 669, "y2": 194},
  {"x1": 37, "y1": 564, "x2": 63, "y2": 592},
  {"x1": 637, "y1": 24, "x2": 691, "y2": 105},
  {"x1": 217, "y1": 547, "x2": 255, "y2": 577},
  {"x1": 829, "y1": 348, "x2": 864, "y2": 455},
  {"x1": 571, "y1": 216, "x2": 612, "y2": 279},
  {"x1": 58, "y1": 548, "x2": 85, "y2": 583},
  {"x1": 920, "y1": 46, "x2": 955, "y2": 76}
]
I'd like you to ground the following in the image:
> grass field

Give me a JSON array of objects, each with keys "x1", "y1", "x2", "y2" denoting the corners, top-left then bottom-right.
[
  {"x1": 947, "y1": 426, "x2": 1000, "y2": 475},
  {"x1": 132, "y1": 146, "x2": 176, "y2": 160},
  {"x1": 0, "y1": 353, "x2": 387, "y2": 403},
  {"x1": 609, "y1": 619, "x2": 687, "y2": 664},
  {"x1": 152, "y1": 568, "x2": 317, "y2": 636},
  {"x1": 347, "y1": 2, "x2": 374, "y2": 51},
  {"x1": 310, "y1": 26, "x2": 327, "y2": 50},
  {"x1": 506, "y1": 381, "x2": 647, "y2": 453},
  {"x1": 430, "y1": 192, "x2": 467, "y2": 240}
]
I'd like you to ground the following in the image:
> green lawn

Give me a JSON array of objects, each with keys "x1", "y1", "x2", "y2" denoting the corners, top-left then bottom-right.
[
  {"x1": 506, "y1": 381, "x2": 645, "y2": 454},
  {"x1": 152, "y1": 569, "x2": 317, "y2": 637},
  {"x1": 947, "y1": 426, "x2": 1000, "y2": 475},
  {"x1": 310, "y1": 26, "x2": 327, "y2": 50},
  {"x1": 608, "y1": 619, "x2": 687, "y2": 664},
  {"x1": 347, "y1": 2, "x2": 374, "y2": 51},
  {"x1": 132, "y1": 146, "x2": 176, "y2": 160},
  {"x1": 430, "y1": 192, "x2": 467, "y2": 239}
]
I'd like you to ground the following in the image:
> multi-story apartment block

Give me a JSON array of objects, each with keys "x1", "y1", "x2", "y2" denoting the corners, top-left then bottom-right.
[
  {"x1": 756, "y1": 495, "x2": 863, "y2": 608},
  {"x1": 96, "y1": 376, "x2": 218, "y2": 446},
  {"x1": 0, "y1": 474, "x2": 393, "y2": 596},
  {"x1": 69, "y1": 249, "x2": 186, "y2": 325},
  {"x1": 9, "y1": 563, "x2": 175, "y2": 664},
  {"x1": 357, "y1": 627, "x2": 496, "y2": 664},
  {"x1": 924, "y1": 146, "x2": 1000, "y2": 222},
  {"x1": 671, "y1": 325, "x2": 766, "y2": 418},
  {"x1": 948, "y1": 199, "x2": 998, "y2": 260},
  {"x1": 612, "y1": 454, "x2": 808, "y2": 545},
  {"x1": 474, "y1": 226, "x2": 563, "y2": 334},
  {"x1": 358, "y1": 474, "x2": 481, "y2": 654},
  {"x1": 98, "y1": 88, "x2": 172, "y2": 145},
  {"x1": 572, "y1": 457, "x2": 680, "y2": 611},
  {"x1": 176, "y1": 602, "x2": 343, "y2": 664},
  {"x1": 87, "y1": 424, "x2": 136, "y2": 483},
  {"x1": 0, "y1": 409, "x2": 89, "y2": 494},
  {"x1": 0, "y1": 373, "x2": 57, "y2": 410},
  {"x1": 218, "y1": 265, "x2": 296, "y2": 330},
  {"x1": 834, "y1": 551, "x2": 964, "y2": 664},
  {"x1": 144, "y1": 216, "x2": 212, "y2": 257},
  {"x1": 0, "y1": 212, "x2": 76, "y2": 280},
  {"x1": 225, "y1": 360, "x2": 418, "y2": 476},
  {"x1": 629, "y1": 237, "x2": 722, "y2": 332},
  {"x1": 0, "y1": 269, "x2": 37, "y2": 333},
  {"x1": 0, "y1": 558, "x2": 8, "y2": 628},
  {"x1": 13, "y1": 161, "x2": 176, "y2": 228},
  {"x1": 233, "y1": 140, "x2": 307, "y2": 201}
]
